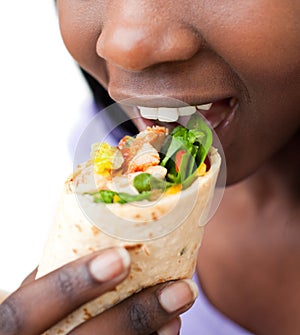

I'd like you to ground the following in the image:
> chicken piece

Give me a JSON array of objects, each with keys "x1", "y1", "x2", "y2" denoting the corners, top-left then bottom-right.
[
  {"x1": 127, "y1": 143, "x2": 160, "y2": 173},
  {"x1": 119, "y1": 126, "x2": 168, "y2": 173},
  {"x1": 135, "y1": 126, "x2": 169, "y2": 151},
  {"x1": 145, "y1": 165, "x2": 168, "y2": 179},
  {"x1": 118, "y1": 135, "x2": 134, "y2": 150}
]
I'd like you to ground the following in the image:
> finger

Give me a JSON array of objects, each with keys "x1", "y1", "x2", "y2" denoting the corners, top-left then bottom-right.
[
  {"x1": 0, "y1": 247, "x2": 130, "y2": 335},
  {"x1": 156, "y1": 317, "x2": 181, "y2": 335},
  {"x1": 69, "y1": 279, "x2": 198, "y2": 335}
]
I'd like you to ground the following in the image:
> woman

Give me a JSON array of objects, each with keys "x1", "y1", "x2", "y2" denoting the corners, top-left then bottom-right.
[{"x1": 1, "y1": 1, "x2": 299, "y2": 334}]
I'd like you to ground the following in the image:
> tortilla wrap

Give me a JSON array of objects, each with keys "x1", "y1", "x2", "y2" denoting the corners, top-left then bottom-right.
[{"x1": 36, "y1": 147, "x2": 221, "y2": 335}]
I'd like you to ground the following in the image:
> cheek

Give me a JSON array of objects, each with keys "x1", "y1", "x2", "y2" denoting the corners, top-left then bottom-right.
[
  {"x1": 203, "y1": 1, "x2": 300, "y2": 84},
  {"x1": 56, "y1": 0, "x2": 108, "y2": 86},
  {"x1": 201, "y1": 2, "x2": 300, "y2": 182}
]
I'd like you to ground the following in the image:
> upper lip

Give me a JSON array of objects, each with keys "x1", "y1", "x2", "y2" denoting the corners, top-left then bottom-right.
[
  {"x1": 105, "y1": 52, "x2": 242, "y2": 107},
  {"x1": 116, "y1": 94, "x2": 234, "y2": 108}
]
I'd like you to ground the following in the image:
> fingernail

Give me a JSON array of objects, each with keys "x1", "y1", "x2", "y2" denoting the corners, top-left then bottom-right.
[
  {"x1": 89, "y1": 248, "x2": 130, "y2": 282},
  {"x1": 158, "y1": 279, "x2": 198, "y2": 313},
  {"x1": 157, "y1": 318, "x2": 181, "y2": 335}
]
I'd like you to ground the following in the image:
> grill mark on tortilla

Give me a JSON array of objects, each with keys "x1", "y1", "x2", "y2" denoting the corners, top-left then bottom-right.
[{"x1": 124, "y1": 244, "x2": 143, "y2": 251}]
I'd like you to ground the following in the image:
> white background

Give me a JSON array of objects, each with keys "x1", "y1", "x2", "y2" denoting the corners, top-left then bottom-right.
[{"x1": 0, "y1": 1, "x2": 90, "y2": 292}]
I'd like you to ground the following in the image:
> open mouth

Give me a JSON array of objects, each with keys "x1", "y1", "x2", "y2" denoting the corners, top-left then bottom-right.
[{"x1": 135, "y1": 97, "x2": 239, "y2": 133}]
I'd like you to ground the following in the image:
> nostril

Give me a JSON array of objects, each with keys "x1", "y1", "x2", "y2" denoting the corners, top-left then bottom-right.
[{"x1": 96, "y1": 23, "x2": 203, "y2": 71}]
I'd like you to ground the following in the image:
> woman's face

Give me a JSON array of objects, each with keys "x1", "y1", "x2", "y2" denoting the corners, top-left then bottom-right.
[{"x1": 56, "y1": 0, "x2": 300, "y2": 184}]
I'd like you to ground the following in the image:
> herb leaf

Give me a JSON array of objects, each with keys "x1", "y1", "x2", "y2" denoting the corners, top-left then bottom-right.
[{"x1": 159, "y1": 114, "x2": 212, "y2": 184}]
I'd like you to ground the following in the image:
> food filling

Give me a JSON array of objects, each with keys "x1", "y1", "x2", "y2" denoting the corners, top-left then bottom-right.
[{"x1": 86, "y1": 114, "x2": 212, "y2": 204}]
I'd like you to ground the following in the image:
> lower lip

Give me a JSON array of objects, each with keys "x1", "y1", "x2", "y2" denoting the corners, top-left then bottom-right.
[{"x1": 200, "y1": 98, "x2": 238, "y2": 134}]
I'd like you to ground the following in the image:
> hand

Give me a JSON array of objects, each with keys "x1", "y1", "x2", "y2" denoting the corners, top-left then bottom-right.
[{"x1": 0, "y1": 247, "x2": 197, "y2": 335}]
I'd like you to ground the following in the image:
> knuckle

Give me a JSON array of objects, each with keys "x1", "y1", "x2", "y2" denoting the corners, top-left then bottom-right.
[
  {"x1": 54, "y1": 266, "x2": 90, "y2": 301},
  {"x1": 0, "y1": 298, "x2": 23, "y2": 334},
  {"x1": 128, "y1": 301, "x2": 154, "y2": 335}
]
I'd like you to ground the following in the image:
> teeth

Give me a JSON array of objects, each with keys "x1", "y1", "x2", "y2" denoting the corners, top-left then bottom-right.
[
  {"x1": 139, "y1": 106, "x2": 158, "y2": 120},
  {"x1": 139, "y1": 106, "x2": 197, "y2": 122},
  {"x1": 177, "y1": 106, "x2": 197, "y2": 116},
  {"x1": 197, "y1": 103, "x2": 213, "y2": 111},
  {"x1": 157, "y1": 107, "x2": 179, "y2": 122}
]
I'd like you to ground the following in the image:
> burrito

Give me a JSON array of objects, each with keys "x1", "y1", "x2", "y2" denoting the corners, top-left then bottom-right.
[{"x1": 37, "y1": 114, "x2": 221, "y2": 334}]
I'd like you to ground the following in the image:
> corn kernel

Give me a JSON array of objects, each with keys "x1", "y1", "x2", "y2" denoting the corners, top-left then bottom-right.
[
  {"x1": 91, "y1": 142, "x2": 123, "y2": 176},
  {"x1": 165, "y1": 184, "x2": 182, "y2": 195},
  {"x1": 197, "y1": 163, "x2": 207, "y2": 177}
]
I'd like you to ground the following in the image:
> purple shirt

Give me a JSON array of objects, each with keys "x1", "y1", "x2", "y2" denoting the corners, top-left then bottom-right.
[{"x1": 70, "y1": 100, "x2": 254, "y2": 335}]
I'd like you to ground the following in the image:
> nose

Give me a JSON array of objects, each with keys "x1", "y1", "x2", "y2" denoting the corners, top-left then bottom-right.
[{"x1": 96, "y1": 4, "x2": 202, "y2": 71}]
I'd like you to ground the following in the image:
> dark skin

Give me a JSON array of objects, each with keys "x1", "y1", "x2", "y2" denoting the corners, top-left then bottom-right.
[
  {"x1": 0, "y1": 249, "x2": 189, "y2": 334},
  {"x1": 1, "y1": 0, "x2": 300, "y2": 334},
  {"x1": 198, "y1": 134, "x2": 300, "y2": 334}
]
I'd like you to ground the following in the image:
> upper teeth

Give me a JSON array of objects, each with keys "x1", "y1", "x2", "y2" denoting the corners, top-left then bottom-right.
[{"x1": 139, "y1": 103, "x2": 212, "y2": 122}]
